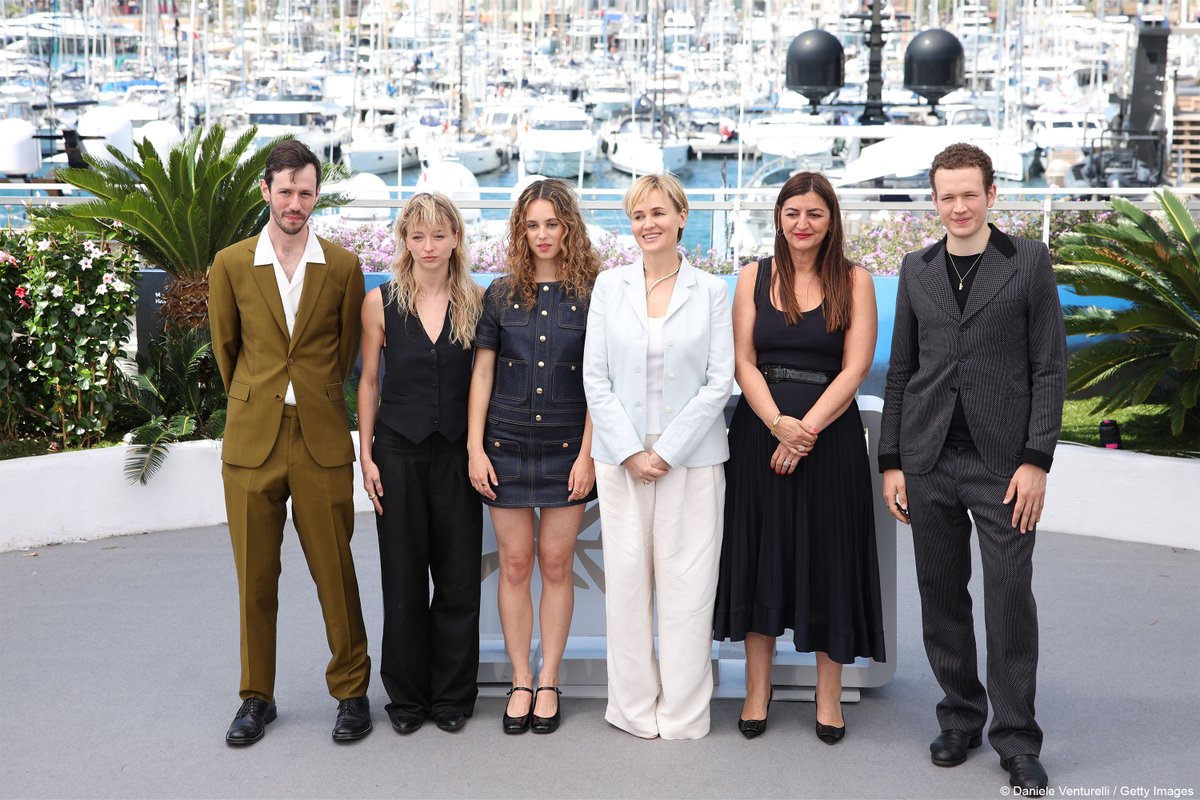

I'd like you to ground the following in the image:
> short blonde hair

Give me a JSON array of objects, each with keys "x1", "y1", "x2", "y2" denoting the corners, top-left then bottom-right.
[{"x1": 622, "y1": 174, "x2": 689, "y2": 242}]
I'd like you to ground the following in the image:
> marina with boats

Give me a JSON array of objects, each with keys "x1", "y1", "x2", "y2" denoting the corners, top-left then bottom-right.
[{"x1": 1, "y1": 0, "x2": 1199, "y2": 213}]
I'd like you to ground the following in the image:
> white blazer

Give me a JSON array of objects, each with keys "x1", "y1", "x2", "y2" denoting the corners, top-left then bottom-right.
[{"x1": 583, "y1": 257, "x2": 734, "y2": 468}]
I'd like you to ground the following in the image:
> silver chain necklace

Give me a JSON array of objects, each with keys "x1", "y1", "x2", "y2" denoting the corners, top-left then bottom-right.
[{"x1": 949, "y1": 252, "x2": 984, "y2": 291}]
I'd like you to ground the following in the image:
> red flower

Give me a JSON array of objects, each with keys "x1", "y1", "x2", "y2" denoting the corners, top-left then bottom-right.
[{"x1": 14, "y1": 286, "x2": 27, "y2": 299}]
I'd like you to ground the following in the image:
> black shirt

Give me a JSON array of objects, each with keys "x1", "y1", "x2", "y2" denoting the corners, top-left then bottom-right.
[{"x1": 944, "y1": 251, "x2": 983, "y2": 448}]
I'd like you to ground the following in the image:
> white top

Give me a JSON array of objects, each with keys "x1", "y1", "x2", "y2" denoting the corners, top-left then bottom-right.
[
  {"x1": 253, "y1": 227, "x2": 326, "y2": 405},
  {"x1": 645, "y1": 317, "x2": 666, "y2": 435}
]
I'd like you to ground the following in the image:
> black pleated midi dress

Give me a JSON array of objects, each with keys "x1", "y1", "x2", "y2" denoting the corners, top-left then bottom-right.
[{"x1": 713, "y1": 261, "x2": 886, "y2": 665}]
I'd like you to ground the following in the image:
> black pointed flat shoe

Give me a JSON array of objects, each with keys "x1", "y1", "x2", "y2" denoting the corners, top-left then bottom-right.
[{"x1": 502, "y1": 686, "x2": 533, "y2": 734}]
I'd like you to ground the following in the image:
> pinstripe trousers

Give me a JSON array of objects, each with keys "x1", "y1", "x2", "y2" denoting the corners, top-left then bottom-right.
[{"x1": 906, "y1": 445, "x2": 1043, "y2": 760}]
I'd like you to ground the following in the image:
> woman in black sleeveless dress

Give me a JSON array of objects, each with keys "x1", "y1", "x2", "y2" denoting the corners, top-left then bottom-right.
[
  {"x1": 358, "y1": 192, "x2": 485, "y2": 735},
  {"x1": 713, "y1": 172, "x2": 886, "y2": 743}
]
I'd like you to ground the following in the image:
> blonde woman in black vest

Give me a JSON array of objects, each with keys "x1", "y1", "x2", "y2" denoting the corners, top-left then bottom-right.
[{"x1": 359, "y1": 192, "x2": 484, "y2": 735}]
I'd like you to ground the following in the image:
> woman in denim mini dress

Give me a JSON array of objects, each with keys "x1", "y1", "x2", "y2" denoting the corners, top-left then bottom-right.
[{"x1": 467, "y1": 179, "x2": 600, "y2": 735}]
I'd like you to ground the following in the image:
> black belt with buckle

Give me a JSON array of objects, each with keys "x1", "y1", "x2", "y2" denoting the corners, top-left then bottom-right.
[{"x1": 760, "y1": 365, "x2": 836, "y2": 386}]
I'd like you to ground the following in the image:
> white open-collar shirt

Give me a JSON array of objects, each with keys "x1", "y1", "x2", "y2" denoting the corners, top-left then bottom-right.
[{"x1": 253, "y1": 226, "x2": 326, "y2": 406}]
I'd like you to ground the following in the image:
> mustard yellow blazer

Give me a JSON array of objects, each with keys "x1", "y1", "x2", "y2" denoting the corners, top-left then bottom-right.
[{"x1": 208, "y1": 234, "x2": 365, "y2": 469}]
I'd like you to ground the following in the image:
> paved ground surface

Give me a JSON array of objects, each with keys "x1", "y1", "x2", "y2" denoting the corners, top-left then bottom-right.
[{"x1": 2, "y1": 515, "x2": 1197, "y2": 800}]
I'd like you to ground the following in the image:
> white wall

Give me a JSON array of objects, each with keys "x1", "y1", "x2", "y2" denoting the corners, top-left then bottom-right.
[
  {"x1": 1041, "y1": 442, "x2": 1199, "y2": 551},
  {"x1": 0, "y1": 437, "x2": 1195, "y2": 553}
]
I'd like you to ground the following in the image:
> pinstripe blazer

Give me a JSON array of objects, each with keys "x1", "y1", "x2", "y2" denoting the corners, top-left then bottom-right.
[{"x1": 878, "y1": 225, "x2": 1067, "y2": 477}]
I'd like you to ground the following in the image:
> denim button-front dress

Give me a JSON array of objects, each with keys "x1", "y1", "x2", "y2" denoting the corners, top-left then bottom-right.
[{"x1": 474, "y1": 277, "x2": 598, "y2": 508}]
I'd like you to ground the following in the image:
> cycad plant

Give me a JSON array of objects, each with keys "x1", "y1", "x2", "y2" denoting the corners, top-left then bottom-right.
[
  {"x1": 118, "y1": 326, "x2": 227, "y2": 485},
  {"x1": 30, "y1": 125, "x2": 348, "y2": 329},
  {"x1": 1055, "y1": 189, "x2": 1200, "y2": 438}
]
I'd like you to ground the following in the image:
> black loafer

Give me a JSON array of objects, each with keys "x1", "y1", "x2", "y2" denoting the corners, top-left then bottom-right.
[
  {"x1": 530, "y1": 687, "x2": 562, "y2": 734},
  {"x1": 432, "y1": 709, "x2": 468, "y2": 732},
  {"x1": 389, "y1": 712, "x2": 425, "y2": 735},
  {"x1": 226, "y1": 697, "x2": 276, "y2": 746},
  {"x1": 332, "y1": 696, "x2": 372, "y2": 742},
  {"x1": 503, "y1": 686, "x2": 533, "y2": 734},
  {"x1": 931, "y1": 729, "x2": 983, "y2": 766},
  {"x1": 1002, "y1": 754, "x2": 1048, "y2": 792}
]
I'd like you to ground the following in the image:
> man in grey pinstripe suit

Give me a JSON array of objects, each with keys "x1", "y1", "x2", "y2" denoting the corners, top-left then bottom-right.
[{"x1": 879, "y1": 143, "x2": 1066, "y2": 794}]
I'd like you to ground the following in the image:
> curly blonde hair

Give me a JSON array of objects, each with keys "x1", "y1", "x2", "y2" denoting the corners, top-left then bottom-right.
[
  {"x1": 388, "y1": 192, "x2": 482, "y2": 349},
  {"x1": 504, "y1": 179, "x2": 600, "y2": 308}
]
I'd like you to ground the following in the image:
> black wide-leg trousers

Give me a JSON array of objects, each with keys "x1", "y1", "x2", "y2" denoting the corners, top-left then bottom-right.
[
  {"x1": 906, "y1": 445, "x2": 1043, "y2": 760},
  {"x1": 372, "y1": 424, "x2": 482, "y2": 720}
]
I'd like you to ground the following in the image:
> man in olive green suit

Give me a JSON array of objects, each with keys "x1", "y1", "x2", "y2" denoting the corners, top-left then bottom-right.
[{"x1": 208, "y1": 140, "x2": 371, "y2": 745}]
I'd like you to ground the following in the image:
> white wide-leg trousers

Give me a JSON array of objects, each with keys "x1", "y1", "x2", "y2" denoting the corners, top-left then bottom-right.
[{"x1": 595, "y1": 458, "x2": 725, "y2": 740}]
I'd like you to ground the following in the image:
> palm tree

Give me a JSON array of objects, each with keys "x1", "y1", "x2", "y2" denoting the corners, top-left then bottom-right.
[
  {"x1": 1055, "y1": 189, "x2": 1200, "y2": 437},
  {"x1": 31, "y1": 125, "x2": 348, "y2": 329}
]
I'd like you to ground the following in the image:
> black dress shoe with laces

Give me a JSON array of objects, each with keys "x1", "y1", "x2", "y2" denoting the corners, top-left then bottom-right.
[
  {"x1": 432, "y1": 709, "x2": 468, "y2": 732},
  {"x1": 389, "y1": 712, "x2": 425, "y2": 735},
  {"x1": 226, "y1": 697, "x2": 277, "y2": 746},
  {"x1": 1002, "y1": 754, "x2": 1049, "y2": 792},
  {"x1": 332, "y1": 696, "x2": 373, "y2": 742},
  {"x1": 930, "y1": 729, "x2": 983, "y2": 766},
  {"x1": 530, "y1": 687, "x2": 562, "y2": 734}
]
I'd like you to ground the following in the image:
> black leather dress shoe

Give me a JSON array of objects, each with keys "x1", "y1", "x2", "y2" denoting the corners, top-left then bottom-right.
[
  {"x1": 737, "y1": 688, "x2": 772, "y2": 739},
  {"x1": 530, "y1": 687, "x2": 562, "y2": 735},
  {"x1": 226, "y1": 697, "x2": 276, "y2": 746},
  {"x1": 930, "y1": 729, "x2": 983, "y2": 766},
  {"x1": 332, "y1": 696, "x2": 372, "y2": 742},
  {"x1": 389, "y1": 712, "x2": 425, "y2": 735},
  {"x1": 432, "y1": 709, "x2": 468, "y2": 732},
  {"x1": 1002, "y1": 754, "x2": 1049, "y2": 792},
  {"x1": 503, "y1": 686, "x2": 533, "y2": 734}
]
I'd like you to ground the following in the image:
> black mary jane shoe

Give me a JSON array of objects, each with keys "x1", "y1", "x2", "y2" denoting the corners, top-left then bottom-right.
[
  {"x1": 737, "y1": 688, "x2": 773, "y2": 740},
  {"x1": 502, "y1": 686, "x2": 534, "y2": 734},
  {"x1": 530, "y1": 686, "x2": 562, "y2": 735}
]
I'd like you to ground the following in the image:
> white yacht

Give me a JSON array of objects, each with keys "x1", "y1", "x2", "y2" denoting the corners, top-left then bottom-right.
[
  {"x1": 518, "y1": 105, "x2": 599, "y2": 179},
  {"x1": 606, "y1": 117, "x2": 689, "y2": 176}
]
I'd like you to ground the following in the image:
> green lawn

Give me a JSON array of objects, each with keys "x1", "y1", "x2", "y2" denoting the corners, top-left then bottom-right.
[{"x1": 1059, "y1": 400, "x2": 1197, "y2": 457}]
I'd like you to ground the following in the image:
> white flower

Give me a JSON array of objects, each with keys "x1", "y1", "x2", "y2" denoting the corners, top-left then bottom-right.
[
  {"x1": 111, "y1": 278, "x2": 129, "y2": 293},
  {"x1": 71, "y1": 303, "x2": 86, "y2": 316},
  {"x1": 102, "y1": 272, "x2": 113, "y2": 283},
  {"x1": 26, "y1": 361, "x2": 35, "y2": 369},
  {"x1": 80, "y1": 257, "x2": 93, "y2": 270},
  {"x1": 84, "y1": 240, "x2": 99, "y2": 254},
  {"x1": 36, "y1": 238, "x2": 51, "y2": 251},
  {"x1": 51, "y1": 285, "x2": 64, "y2": 297},
  {"x1": 95, "y1": 283, "x2": 108, "y2": 295}
]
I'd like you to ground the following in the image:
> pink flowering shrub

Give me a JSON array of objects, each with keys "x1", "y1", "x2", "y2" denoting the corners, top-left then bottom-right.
[
  {"x1": 0, "y1": 229, "x2": 139, "y2": 447},
  {"x1": 312, "y1": 220, "x2": 396, "y2": 273}
]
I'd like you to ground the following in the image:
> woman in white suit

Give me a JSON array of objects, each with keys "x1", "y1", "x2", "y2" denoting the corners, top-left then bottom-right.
[{"x1": 583, "y1": 174, "x2": 734, "y2": 740}]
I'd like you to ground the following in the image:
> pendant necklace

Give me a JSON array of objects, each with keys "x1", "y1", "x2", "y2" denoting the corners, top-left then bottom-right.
[
  {"x1": 645, "y1": 265, "x2": 681, "y2": 296},
  {"x1": 950, "y1": 252, "x2": 984, "y2": 291}
]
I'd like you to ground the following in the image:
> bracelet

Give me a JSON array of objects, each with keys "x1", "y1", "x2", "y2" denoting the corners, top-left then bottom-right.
[{"x1": 769, "y1": 413, "x2": 782, "y2": 434}]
